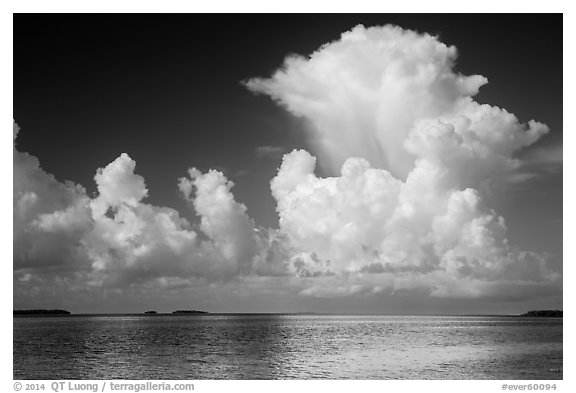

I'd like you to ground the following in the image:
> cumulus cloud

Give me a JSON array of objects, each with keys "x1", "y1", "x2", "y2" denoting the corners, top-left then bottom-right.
[
  {"x1": 269, "y1": 149, "x2": 558, "y2": 297},
  {"x1": 14, "y1": 24, "x2": 560, "y2": 308},
  {"x1": 178, "y1": 168, "x2": 259, "y2": 275},
  {"x1": 13, "y1": 125, "x2": 272, "y2": 291},
  {"x1": 245, "y1": 24, "x2": 548, "y2": 183},
  {"x1": 83, "y1": 156, "x2": 198, "y2": 285},
  {"x1": 90, "y1": 153, "x2": 148, "y2": 218},
  {"x1": 250, "y1": 24, "x2": 559, "y2": 298},
  {"x1": 14, "y1": 121, "x2": 93, "y2": 272}
]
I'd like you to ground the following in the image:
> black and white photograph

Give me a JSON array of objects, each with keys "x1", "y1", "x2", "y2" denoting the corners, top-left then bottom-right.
[{"x1": 11, "y1": 8, "x2": 565, "y2": 384}]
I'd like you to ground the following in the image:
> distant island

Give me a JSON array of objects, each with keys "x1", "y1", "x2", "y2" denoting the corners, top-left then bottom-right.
[
  {"x1": 172, "y1": 310, "x2": 209, "y2": 315},
  {"x1": 144, "y1": 311, "x2": 157, "y2": 314},
  {"x1": 14, "y1": 309, "x2": 71, "y2": 315},
  {"x1": 521, "y1": 310, "x2": 562, "y2": 318}
]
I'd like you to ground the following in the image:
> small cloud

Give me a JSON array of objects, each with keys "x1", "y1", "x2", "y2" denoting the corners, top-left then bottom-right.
[
  {"x1": 234, "y1": 169, "x2": 250, "y2": 178},
  {"x1": 255, "y1": 145, "x2": 287, "y2": 160},
  {"x1": 527, "y1": 144, "x2": 562, "y2": 164},
  {"x1": 522, "y1": 144, "x2": 563, "y2": 172},
  {"x1": 509, "y1": 144, "x2": 563, "y2": 185},
  {"x1": 506, "y1": 171, "x2": 538, "y2": 184}
]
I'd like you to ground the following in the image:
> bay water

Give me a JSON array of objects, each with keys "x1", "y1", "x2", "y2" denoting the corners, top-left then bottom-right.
[{"x1": 13, "y1": 315, "x2": 562, "y2": 379}]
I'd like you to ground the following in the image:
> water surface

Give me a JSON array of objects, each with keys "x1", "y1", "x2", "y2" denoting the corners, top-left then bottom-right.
[{"x1": 13, "y1": 315, "x2": 562, "y2": 379}]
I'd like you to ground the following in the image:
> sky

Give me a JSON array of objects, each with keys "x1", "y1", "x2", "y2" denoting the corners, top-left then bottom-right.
[{"x1": 13, "y1": 14, "x2": 563, "y2": 314}]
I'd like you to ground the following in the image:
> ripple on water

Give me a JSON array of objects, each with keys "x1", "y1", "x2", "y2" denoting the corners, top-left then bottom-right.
[{"x1": 13, "y1": 315, "x2": 562, "y2": 379}]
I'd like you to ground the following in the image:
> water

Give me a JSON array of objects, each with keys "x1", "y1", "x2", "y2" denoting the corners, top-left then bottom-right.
[{"x1": 13, "y1": 315, "x2": 562, "y2": 379}]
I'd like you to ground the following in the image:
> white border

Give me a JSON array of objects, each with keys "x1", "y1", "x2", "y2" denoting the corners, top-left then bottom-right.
[
  {"x1": 6, "y1": 0, "x2": 572, "y2": 14},
  {"x1": 5, "y1": 1, "x2": 573, "y2": 390}
]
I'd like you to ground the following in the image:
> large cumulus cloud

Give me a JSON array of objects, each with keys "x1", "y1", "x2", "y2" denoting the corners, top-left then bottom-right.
[
  {"x1": 245, "y1": 24, "x2": 548, "y2": 183},
  {"x1": 249, "y1": 24, "x2": 559, "y2": 298},
  {"x1": 270, "y1": 149, "x2": 558, "y2": 298}
]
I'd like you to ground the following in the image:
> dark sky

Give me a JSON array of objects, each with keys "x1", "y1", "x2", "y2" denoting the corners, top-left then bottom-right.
[
  {"x1": 14, "y1": 14, "x2": 562, "y2": 227},
  {"x1": 13, "y1": 14, "x2": 562, "y2": 313}
]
